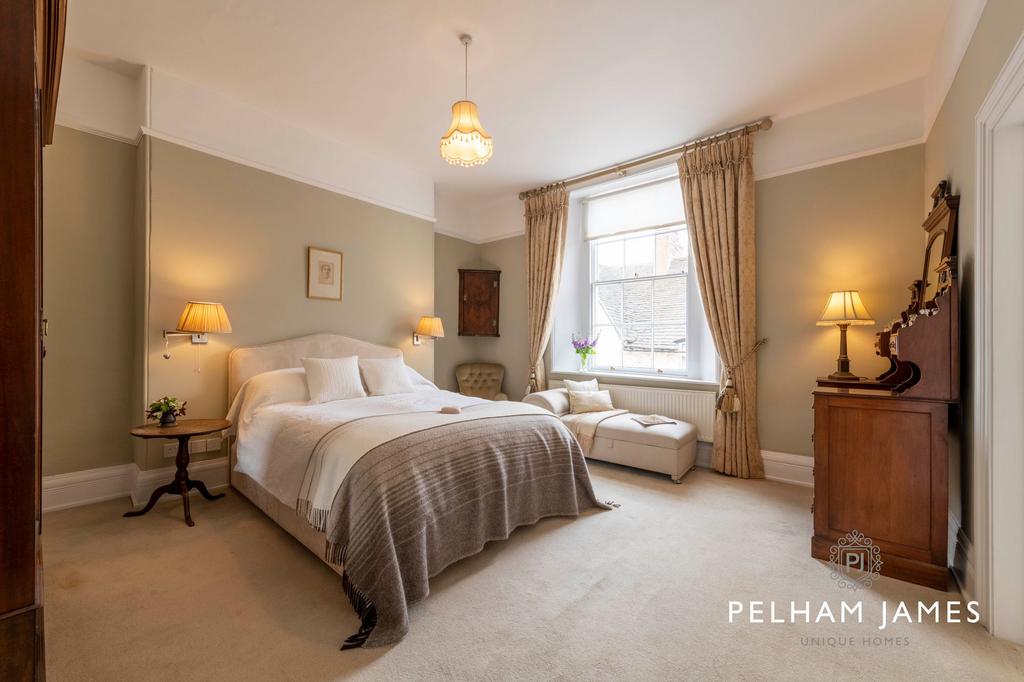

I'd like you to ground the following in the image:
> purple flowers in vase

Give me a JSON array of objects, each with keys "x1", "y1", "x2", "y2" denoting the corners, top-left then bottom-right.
[{"x1": 571, "y1": 334, "x2": 599, "y2": 372}]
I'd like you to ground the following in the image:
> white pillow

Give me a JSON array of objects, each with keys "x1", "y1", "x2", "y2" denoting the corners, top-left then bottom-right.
[
  {"x1": 406, "y1": 365, "x2": 438, "y2": 391},
  {"x1": 302, "y1": 356, "x2": 366, "y2": 404},
  {"x1": 564, "y1": 378, "x2": 599, "y2": 392},
  {"x1": 360, "y1": 356, "x2": 415, "y2": 396},
  {"x1": 568, "y1": 389, "x2": 615, "y2": 414},
  {"x1": 232, "y1": 367, "x2": 310, "y2": 423}
]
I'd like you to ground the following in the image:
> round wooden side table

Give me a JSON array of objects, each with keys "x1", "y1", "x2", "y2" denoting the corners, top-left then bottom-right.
[{"x1": 124, "y1": 418, "x2": 232, "y2": 527}]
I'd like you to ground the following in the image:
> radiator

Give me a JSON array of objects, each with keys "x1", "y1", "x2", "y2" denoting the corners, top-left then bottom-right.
[{"x1": 551, "y1": 380, "x2": 716, "y2": 442}]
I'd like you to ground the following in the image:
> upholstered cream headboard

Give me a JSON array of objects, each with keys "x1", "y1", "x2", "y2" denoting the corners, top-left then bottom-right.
[{"x1": 227, "y1": 333, "x2": 401, "y2": 402}]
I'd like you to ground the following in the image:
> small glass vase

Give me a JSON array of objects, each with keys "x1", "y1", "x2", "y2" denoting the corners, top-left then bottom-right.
[{"x1": 577, "y1": 353, "x2": 591, "y2": 372}]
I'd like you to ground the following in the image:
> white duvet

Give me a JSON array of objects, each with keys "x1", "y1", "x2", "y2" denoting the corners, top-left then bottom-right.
[{"x1": 227, "y1": 383, "x2": 487, "y2": 507}]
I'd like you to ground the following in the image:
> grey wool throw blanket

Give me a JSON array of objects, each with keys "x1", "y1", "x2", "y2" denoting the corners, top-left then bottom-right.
[{"x1": 296, "y1": 402, "x2": 609, "y2": 649}]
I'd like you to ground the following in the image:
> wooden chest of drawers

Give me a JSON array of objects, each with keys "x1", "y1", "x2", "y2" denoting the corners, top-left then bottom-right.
[{"x1": 811, "y1": 387, "x2": 951, "y2": 590}]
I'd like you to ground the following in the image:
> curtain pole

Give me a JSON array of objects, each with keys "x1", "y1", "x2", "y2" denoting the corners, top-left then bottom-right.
[{"x1": 518, "y1": 117, "x2": 772, "y2": 200}]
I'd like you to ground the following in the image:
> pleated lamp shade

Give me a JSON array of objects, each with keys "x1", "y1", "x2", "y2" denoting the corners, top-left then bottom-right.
[
  {"x1": 176, "y1": 301, "x2": 233, "y2": 334},
  {"x1": 439, "y1": 100, "x2": 493, "y2": 167},
  {"x1": 415, "y1": 316, "x2": 445, "y2": 338},
  {"x1": 816, "y1": 291, "x2": 874, "y2": 326}
]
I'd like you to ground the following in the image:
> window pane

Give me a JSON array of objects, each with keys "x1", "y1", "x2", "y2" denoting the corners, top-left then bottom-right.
[
  {"x1": 654, "y1": 276, "x2": 685, "y2": 322},
  {"x1": 621, "y1": 325, "x2": 653, "y2": 369},
  {"x1": 624, "y1": 234, "x2": 655, "y2": 277},
  {"x1": 653, "y1": 323, "x2": 686, "y2": 371},
  {"x1": 593, "y1": 283, "x2": 621, "y2": 325},
  {"x1": 594, "y1": 240, "x2": 624, "y2": 282},
  {"x1": 655, "y1": 230, "x2": 688, "y2": 275},
  {"x1": 622, "y1": 280, "x2": 652, "y2": 325},
  {"x1": 591, "y1": 325, "x2": 621, "y2": 368},
  {"x1": 585, "y1": 178, "x2": 685, "y2": 239}
]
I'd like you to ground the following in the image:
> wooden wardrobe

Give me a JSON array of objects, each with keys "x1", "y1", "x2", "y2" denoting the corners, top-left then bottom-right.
[
  {"x1": 811, "y1": 182, "x2": 959, "y2": 591},
  {"x1": 1, "y1": 1, "x2": 65, "y2": 678}
]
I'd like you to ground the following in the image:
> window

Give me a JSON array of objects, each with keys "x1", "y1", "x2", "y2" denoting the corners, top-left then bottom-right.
[
  {"x1": 563, "y1": 171, "x2": 712, "y2": 379},
  {"x1": 590, "y1": 226, "x2": 688, "y2": 374}
]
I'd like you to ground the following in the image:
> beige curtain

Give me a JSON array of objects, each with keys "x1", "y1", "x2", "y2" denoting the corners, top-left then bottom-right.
[
  {"x1": 677, "y1": 133, "x2": 764, "y2": 478},
  {"x1": 524, "y1": 186, "x2": 569, "y2": 395}
]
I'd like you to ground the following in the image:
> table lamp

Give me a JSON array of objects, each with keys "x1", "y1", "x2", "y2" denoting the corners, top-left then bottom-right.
[
  {"x1": 413, "y1": 316, "x2": 445, "y2": 345},
  {"x1": 816, "y1": 290, "x2": 874, "y2": 380}
]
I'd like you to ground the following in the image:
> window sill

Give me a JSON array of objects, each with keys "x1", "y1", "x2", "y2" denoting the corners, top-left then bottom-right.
[{"x1": 549, "y1": 369, "x2": 719, "y2": 392}]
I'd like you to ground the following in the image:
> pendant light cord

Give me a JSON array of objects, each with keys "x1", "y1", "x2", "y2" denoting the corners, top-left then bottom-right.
[{"x1": 464, "y1": 40, "x2": 468, "y2": 100}]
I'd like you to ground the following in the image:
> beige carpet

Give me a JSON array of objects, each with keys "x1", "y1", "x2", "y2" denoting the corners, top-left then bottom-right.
[{"x1": 43, "y1": 463, "x2": 1024, "y2": 681}]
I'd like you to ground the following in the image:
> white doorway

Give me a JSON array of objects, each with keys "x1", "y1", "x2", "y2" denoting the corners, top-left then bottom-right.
[{"x1": 976, "y1": 33, "x2": 1024, "y2": 645}]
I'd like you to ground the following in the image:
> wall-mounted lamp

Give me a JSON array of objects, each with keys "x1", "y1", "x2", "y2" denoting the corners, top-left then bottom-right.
[
  {"x1": 163, "y1": 301, "x2": 233, "y2": 359},
  {"x1": 412, "y1": 316, "x2": 445, "y2": 346}
]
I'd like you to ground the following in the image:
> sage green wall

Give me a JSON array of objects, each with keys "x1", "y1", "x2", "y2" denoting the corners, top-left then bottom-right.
[
  {"x1": 142, "y1": 139, "x2": 435, "y2": 469},
  {"x1": 432, "y1": 233, "x2": 530, "y2": 400},
  {"x1": 756, "y1": 145, "x2": 924, "y2": 457},
  {"x1": 42, "y1": 126, "x2": 137, "y2": 476},
  {"x1": 434, "y1": 233, "x2": 482, "y2": 391},
  {"x1": 478, "y1": 236, "x2": 530, "y2": 400},
  {"x1": 923, "y1": 0, "x2": 1024, "y2": 540}
]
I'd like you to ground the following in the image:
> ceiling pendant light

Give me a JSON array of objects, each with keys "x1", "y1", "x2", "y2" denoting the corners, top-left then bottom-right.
[{"x1": 440, "y1": 34, "x2": 493, "y2": 167}]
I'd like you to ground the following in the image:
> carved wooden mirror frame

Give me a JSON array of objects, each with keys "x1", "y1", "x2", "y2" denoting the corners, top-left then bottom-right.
[{"x1": 918, "y1": 180, "x2": 959, "y2": 313}]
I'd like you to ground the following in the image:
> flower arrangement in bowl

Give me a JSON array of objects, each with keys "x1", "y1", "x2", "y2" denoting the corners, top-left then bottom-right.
[
  {"x1": 146, "y1": 396, "x2": 188, "y2": 426},
  {"x1": 571, "y1": 334, "x2": 599, "y2": 372}
]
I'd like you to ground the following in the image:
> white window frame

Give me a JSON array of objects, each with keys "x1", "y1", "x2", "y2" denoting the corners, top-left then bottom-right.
[
  {"x1": 587, "y1": 224, "x2": 693, "y2": 378},
  {"x1": 551, "y1": 164, "x2": 717, "y2": 384}
]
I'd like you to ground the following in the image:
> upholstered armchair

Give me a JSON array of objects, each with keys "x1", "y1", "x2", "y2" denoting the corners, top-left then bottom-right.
[{"x1": 455, "y1": 362, "x2": 508, "y2": 401}]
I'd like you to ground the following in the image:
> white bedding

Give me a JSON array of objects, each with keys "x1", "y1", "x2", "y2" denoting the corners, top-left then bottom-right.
[{"x1": 227, "y1": 384, "x2": 487, "y2": 507}]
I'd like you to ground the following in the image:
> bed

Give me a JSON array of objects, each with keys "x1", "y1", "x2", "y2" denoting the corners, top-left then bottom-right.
[{"x1": 225, "y1": 333, "x2": 608, "y2": 648}]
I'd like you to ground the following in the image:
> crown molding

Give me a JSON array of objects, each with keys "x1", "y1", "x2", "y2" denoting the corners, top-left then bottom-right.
[
  {"x1": 56, "y1": 56, "x2": 436, "y2": 223},
  {"x1": 140, "y1": 126, "x2": 437, "y2": 224}
]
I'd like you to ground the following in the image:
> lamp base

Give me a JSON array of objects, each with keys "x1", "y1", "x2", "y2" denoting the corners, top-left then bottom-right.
[{"x1": 827, "y1": 370, "x2": 862, "y2": 381}]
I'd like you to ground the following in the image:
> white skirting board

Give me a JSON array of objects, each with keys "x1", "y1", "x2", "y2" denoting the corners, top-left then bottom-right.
[
  {"x1": 949, "y1": 515, "x2": 975, "y2": 601},
  {"x1": 43, "y1": 447, "x2": 812, "y2": 513},
  {"x1": 41, "y1": 463, "x2": 138, "y2": 513},
  {"x1": 41, "y1": 457, "x2": 230, "y2": 513},
  {"x1": 695, "y1": 443, "x2": 814, "y2": 487}
]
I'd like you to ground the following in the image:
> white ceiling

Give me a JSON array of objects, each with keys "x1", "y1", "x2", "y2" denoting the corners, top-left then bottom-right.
[{"x1": 66, "y1": 0, "x2": 953, "y2": 201}]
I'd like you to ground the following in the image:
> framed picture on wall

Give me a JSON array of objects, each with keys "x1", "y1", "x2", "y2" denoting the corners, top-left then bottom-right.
[{"x1": 307, "y1": 246, "x2": 343, "y2": 300}]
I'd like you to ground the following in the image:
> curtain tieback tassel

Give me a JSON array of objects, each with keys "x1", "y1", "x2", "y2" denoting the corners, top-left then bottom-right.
[
  {"x1": 716, "y1": 338, "x2": 767, "y2": 415},
  {"x1": 716, "y1": 374, "x2": 741, "y2": 414}
]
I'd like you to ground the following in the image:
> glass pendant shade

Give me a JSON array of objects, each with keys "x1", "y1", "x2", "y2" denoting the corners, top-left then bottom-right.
[{"x1": 440, "y1": 99, "x2": 493, "y2": 167}]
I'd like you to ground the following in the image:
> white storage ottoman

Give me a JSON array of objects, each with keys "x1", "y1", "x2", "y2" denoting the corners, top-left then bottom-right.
[{"x1": 524, "y1": 388, "x2": 698, "y2": 483}]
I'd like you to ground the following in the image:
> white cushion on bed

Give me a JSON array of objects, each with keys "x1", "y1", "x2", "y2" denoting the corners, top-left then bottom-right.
[
  {"x1": 234, "y1": 367, "x2": 310, "y2": 422},
  {"x1": 406, "y1": 366, "x2": 438, "y2": 391},
  {"x1": 360, "y1": 356, "x2": 415, "y2": 395},
  {"x1": 302, "y1": 356, "x2": 366, "y2": 403}
]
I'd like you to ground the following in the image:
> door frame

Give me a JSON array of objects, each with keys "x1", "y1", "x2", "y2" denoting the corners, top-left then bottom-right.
[{"x1": 974, "y1": 30, "x2": 1024, "y2": 645}]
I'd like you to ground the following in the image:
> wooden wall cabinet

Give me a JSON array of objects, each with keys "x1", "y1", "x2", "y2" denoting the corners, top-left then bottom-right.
[
  {"x1": 458, "y1": 269, "x2": 500, "y2": 337},
  {"x1": 811, "y1": 389, "x2": 950, "y2": 590}
]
